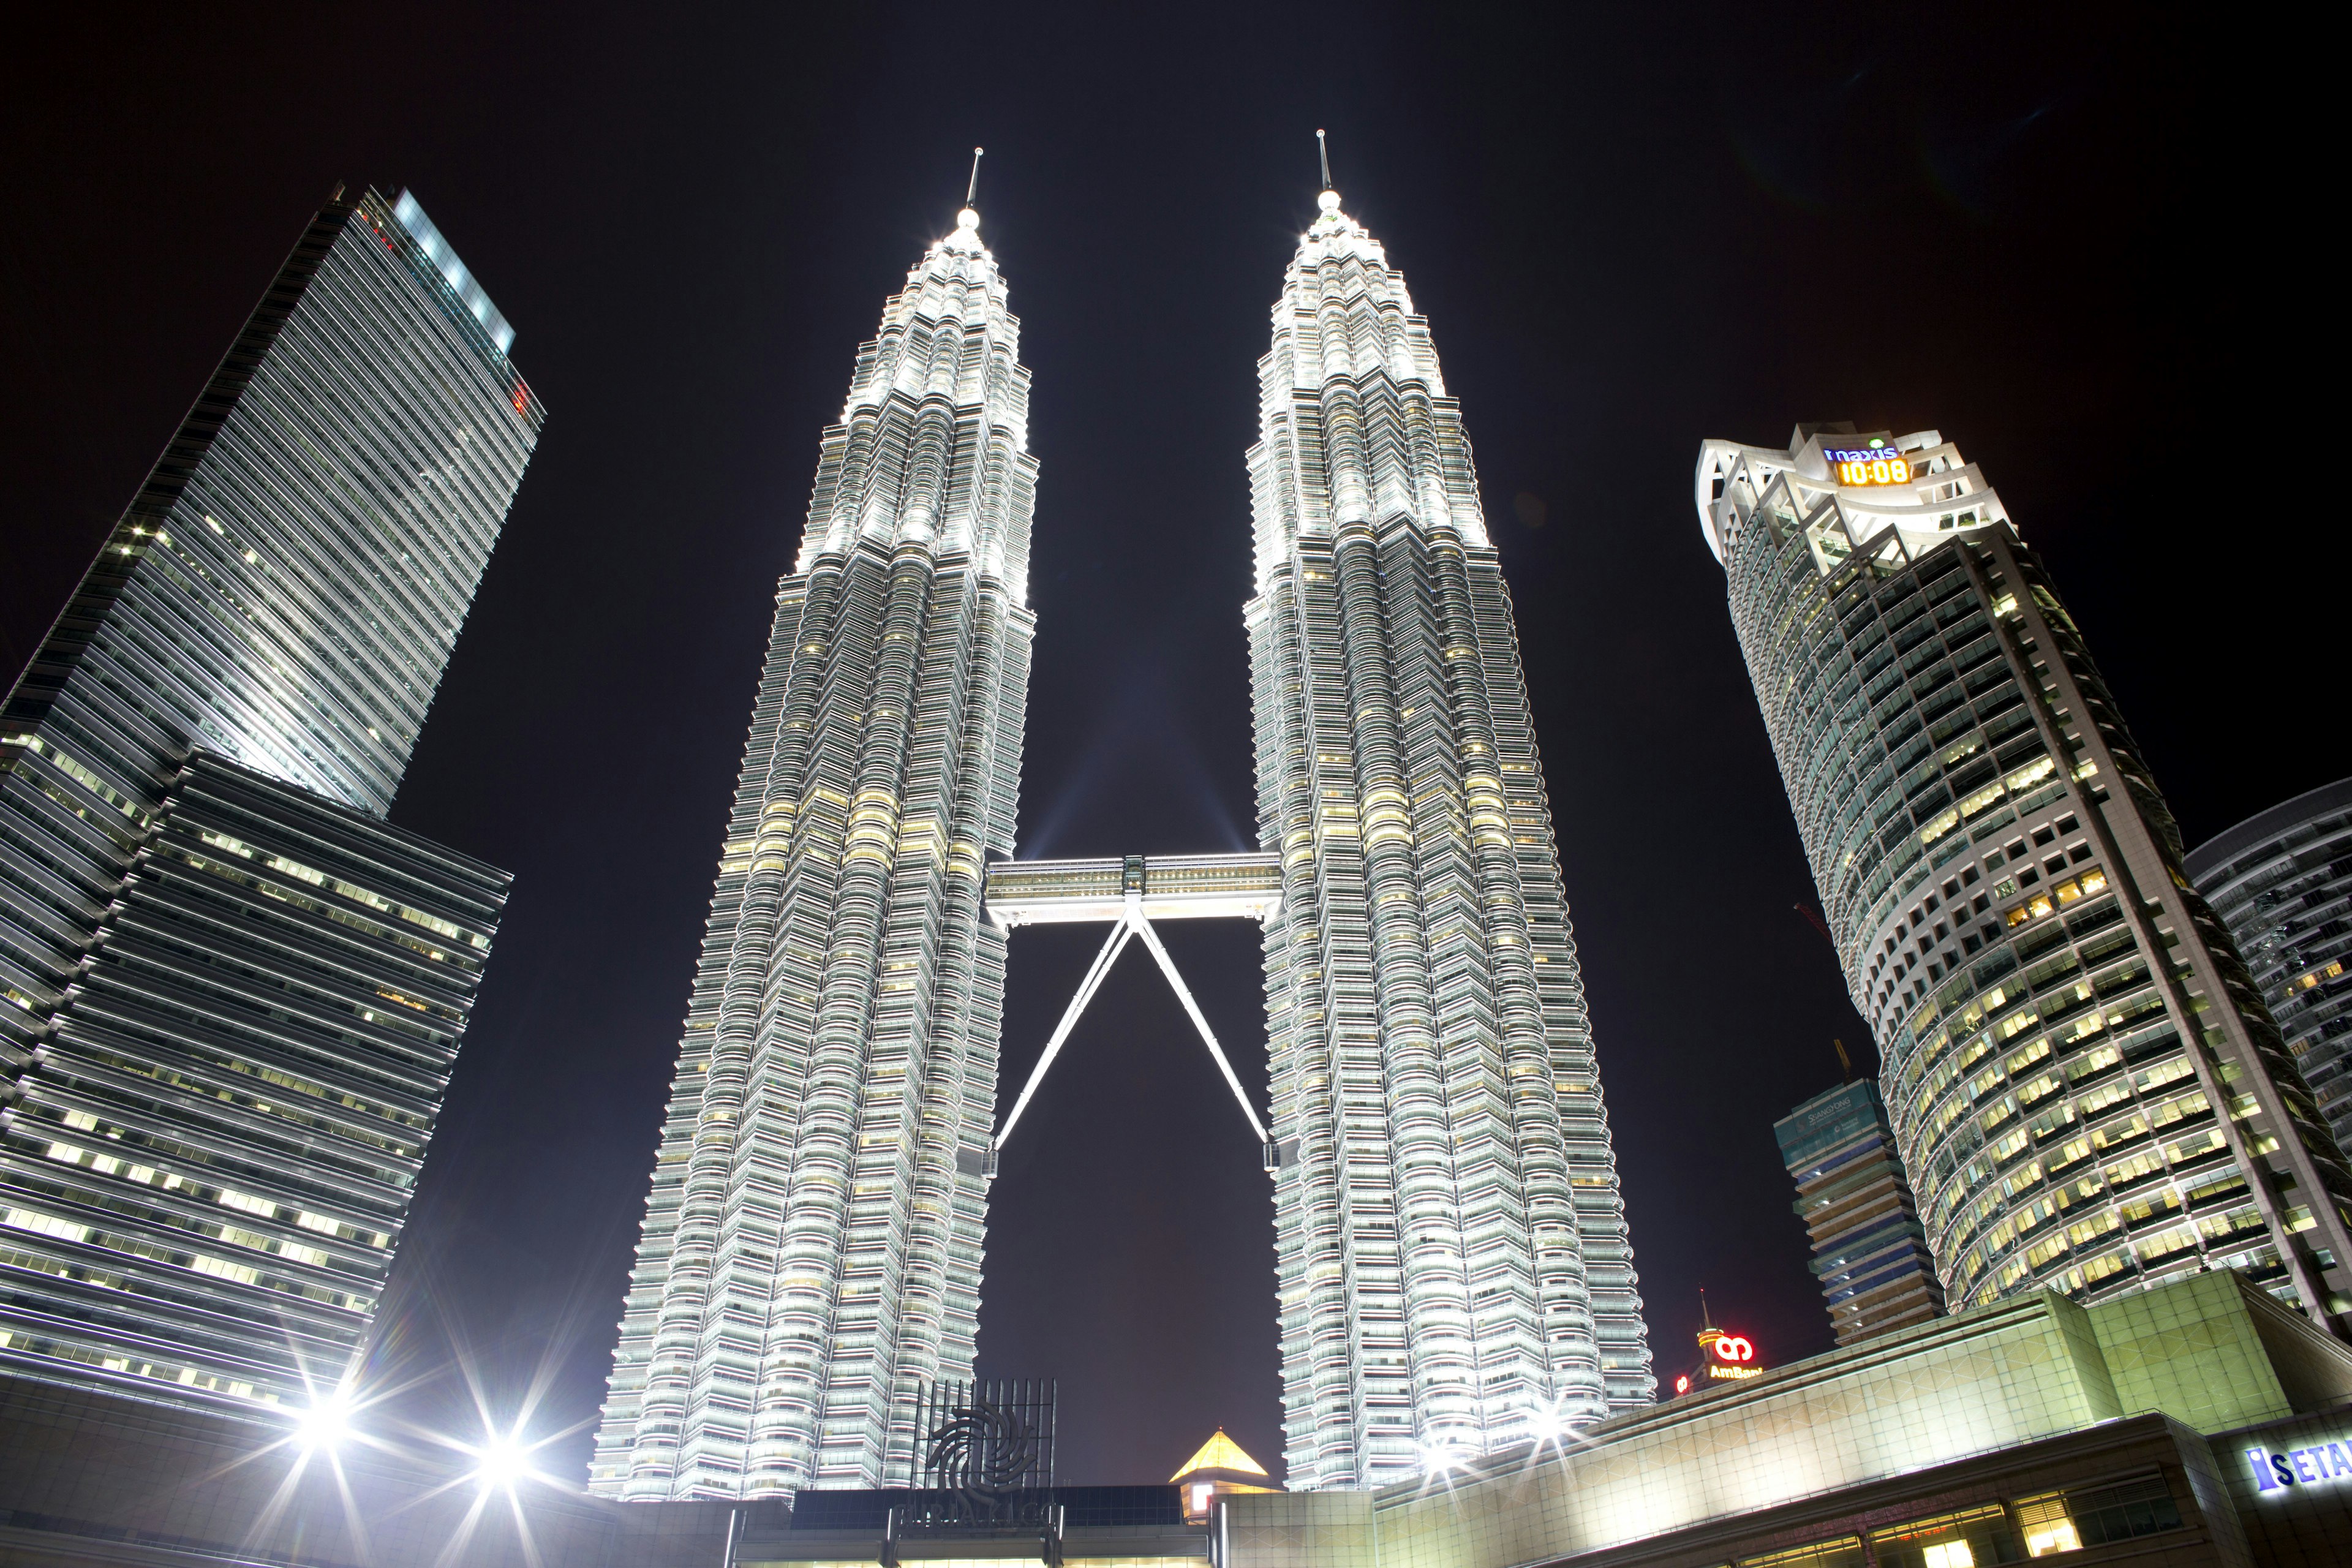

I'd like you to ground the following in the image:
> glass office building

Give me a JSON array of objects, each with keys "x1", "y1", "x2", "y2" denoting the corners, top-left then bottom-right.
[
  {"x1": 591, "y1": 202, "x2": 1035, "y2": 1499},
  {"x1": 2188, "y1": 778, "x2": 2352, "y2": 1157},
  {"x1": 0, "y1": 187, "x2": 537, "y2": 1414},
  {"x1": 1697, "y1": 427, "x2": 2352, "y2": 1335},
  {"x1": 1248, "y1": 187, "x2": 1649, "y2": 1490},
  {"x1": 1776, "y1": 1080, "x2": 1947, "y2": 1344}
]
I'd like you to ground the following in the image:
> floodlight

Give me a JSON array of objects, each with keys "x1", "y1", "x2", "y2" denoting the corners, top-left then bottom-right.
[
  {"x1": 295, "y1": 1392, "x2": 352, "y2": 1452},
  {"x1": 473, "y1": 1431, "x2": 531, "y2": 1491}
]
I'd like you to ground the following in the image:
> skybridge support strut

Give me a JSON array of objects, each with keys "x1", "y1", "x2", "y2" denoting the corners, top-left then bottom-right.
[
  {"x1": 984, "y1": 852, "x2": 1284, "y2": 1166},
  {"x1": 994, "y1": 918, "x2": 1133, "y2": 1152},
  {"x1": 1129, "y1": 906, "x2": 1268, "y2": 1145}
]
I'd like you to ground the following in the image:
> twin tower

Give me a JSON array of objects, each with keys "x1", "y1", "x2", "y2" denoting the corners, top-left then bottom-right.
[{"x1": 588, "y1": 182, "x2": 1649, "y2": 1498}]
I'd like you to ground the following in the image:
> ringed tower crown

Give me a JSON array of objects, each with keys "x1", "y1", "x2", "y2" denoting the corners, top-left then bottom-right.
[{"x1": 1246, "y1": 171, "x2": 1653, "y2": 1489}]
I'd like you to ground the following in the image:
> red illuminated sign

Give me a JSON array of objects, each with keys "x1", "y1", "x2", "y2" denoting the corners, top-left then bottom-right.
[{"x1": 1712, "y1": 1335, "x2": 1755, "y2": 1364}]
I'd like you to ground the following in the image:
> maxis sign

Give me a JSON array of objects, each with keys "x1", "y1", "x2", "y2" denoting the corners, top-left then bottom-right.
[{"x1": 2247, "y1": 1438, "x2": 2352, "y2": 1494}]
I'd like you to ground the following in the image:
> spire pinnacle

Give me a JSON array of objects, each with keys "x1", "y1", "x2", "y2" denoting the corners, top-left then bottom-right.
[
  {"x1": 952, "y1": 147, "x2": 984, "y2": 243},
  {"x1": 1313, "y1": 130, "x2": 1341, "y2": 216}
]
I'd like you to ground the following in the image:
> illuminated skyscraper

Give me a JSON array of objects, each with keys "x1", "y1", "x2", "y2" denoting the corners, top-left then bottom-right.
[
  {"x1": 592, "y1": 198, "x2": 1034, "y2": 1498},
  {"x1": 1248, "y1": 183, "x2": 1651, "y2": 1488},
  {"x1": 0, "y1": 188, "x2": 536, "y2": 1414},
  {"x1": 1698, "y1": 426, "x2": 2352, "y2": 1336},
  {"x1": 2187, "y1": 780, "x2": 2352, "y2": 1155},
  {"x1": 1776, "y1": 1080, "x2": 1947, "y2": 1344}
]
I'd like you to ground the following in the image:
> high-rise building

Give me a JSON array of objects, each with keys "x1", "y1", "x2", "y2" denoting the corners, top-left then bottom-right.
[
  {"x1": 1776, "y1": 1080, "x2": 1947, "y2": 1344},
  {"x1": 2187, "y1": 779, "x2": 2352, "y2": 1156},
  {"x1": 591, "y1": 200, "x2": 1034, "y2": 1499},
  {"x1": 0, "y1": 187, "x2": 538, "y2": 1413},
  {"x1": 1248, "y1": 183, "x2": 1650, "y2": 1489},
  {"x1": 1697, "y1": 426, "x2": 2352, "y2": 1336}
]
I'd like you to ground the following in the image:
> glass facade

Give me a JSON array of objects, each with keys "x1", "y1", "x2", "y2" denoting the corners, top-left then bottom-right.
[
  {"x1": 1247, "y1": 189, "x2": 1649, "y2": 1489},
  {"x1": 1775, "y1": 1081, "x2": 1947, "y2": 1344},
  {"x1": 591, "y1": 205, "x2": 1035, "y2": 1499},
  {"x1": 1697, "y1": 426, "x2": 2352, "y2": 1333},
  {"x1": 0, "y1": 187, "x2": 537, "y2": 1414},
  {"x1": 2187, "y1": 778, "x2": 2352, "y2": 1156},
  {"x1": 2, "y1": 186, "x2": 539, "y2": 1031},
  {"x1": 0, "y1": 752, "x2": 505, "y2": 1408}
]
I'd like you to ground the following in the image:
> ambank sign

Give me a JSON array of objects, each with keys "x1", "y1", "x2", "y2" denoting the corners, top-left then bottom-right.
[{"x1": 2247, "y1": 1436, "x2": 2352, "y2": 1493}]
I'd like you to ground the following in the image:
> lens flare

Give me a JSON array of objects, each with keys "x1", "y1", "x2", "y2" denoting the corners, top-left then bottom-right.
[
  {"x1": 295, "y1": 1390, "x2": 352, "y2": 1452},
  {"x1": 470, "y1": 1430, "x2": 534, "y2": 1491}
]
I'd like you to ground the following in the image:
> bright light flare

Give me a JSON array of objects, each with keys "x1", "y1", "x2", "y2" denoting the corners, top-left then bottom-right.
[
  {"x1": 295, "y1": 1390, "x2": 352, "y2": 1452},
  {"x1": 469, "y1": 1429, "x2": 538, "y2": 1492},
  {"x1": 1419, "y1": 1435, "x2": 1469, "y2": 1480}
]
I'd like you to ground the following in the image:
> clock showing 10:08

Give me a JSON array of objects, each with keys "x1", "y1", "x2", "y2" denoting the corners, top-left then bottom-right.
[{"x1": 1822, "y1": 442, "x2": 1912, "y2": 486}]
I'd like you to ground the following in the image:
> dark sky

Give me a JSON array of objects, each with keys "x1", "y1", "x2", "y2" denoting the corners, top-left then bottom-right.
[{"x1": 3, "y1": 2, "x2": 2324, "y2": 1493}]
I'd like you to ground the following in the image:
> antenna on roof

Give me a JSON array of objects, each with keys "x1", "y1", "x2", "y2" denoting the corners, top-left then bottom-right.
[
  {"x1": 1833, "y1": 1037, "x2": 1854, "y2": 1084},
  {"x1": 1316, "y1": 129, "x2": 1332, "y2": 190},
  {"x1": 967, "y1": 146, "x2": 984, "y2": 208}
]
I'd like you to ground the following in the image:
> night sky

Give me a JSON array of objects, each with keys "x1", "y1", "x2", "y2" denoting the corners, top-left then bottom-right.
[{"x1": 3, "y1": 3, "x2": 2328, "y2": 1492}]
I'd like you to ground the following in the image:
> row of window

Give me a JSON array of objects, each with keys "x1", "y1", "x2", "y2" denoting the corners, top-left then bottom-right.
[{"x1": 1732, "y1": 1472, "x2": 2181, "y2": 1566}]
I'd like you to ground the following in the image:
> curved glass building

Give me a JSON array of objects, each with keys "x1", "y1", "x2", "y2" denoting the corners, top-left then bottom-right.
[
  {"x1": 1697, "y1": 426, "x2": 2352, "y2": 1335},
  {"x1": 2188, "y1": 779, "x2": 2352, "y2": 1156}
]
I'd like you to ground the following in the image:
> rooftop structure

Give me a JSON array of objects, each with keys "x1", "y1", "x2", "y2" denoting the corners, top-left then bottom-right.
[
  {"x1": 737, "y1": 1269, "x2": 2352, "y2": 1568},
  {"x1": 1697, "y1": 426, "x2": 2352, "y2": 1338},
  {"x1": 0, "y1": 187, "x2": 535, "y2": 1418},
  {"x1": 1170, "y1": 1427, "x2": 1275, "y2": 1523},
  {"x1": 1776, "y1": 1080, "x2": 1948, "y2": 1345},
  {"x1": 2187, "y1": 777, "x2": 2352, "y2": 1157}
]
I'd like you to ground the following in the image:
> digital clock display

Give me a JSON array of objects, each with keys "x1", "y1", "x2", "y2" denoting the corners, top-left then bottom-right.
[{"x1": 1822, "y1": 445, "x2": 1912, "y2": 486}]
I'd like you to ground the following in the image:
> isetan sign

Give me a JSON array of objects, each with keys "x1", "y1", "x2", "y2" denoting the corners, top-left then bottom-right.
[{"x1": 2247, "y1": 1439, "x2": 2352, "y2": 1493}]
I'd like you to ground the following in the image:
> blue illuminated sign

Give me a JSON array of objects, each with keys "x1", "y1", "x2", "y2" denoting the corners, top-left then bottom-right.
[{"x1": 2247, "y1": 1439, "x2": 2352, "y2": 1493}]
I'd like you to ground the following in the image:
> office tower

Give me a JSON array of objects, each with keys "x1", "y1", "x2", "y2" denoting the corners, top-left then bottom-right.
[
  {"x1": 592, "y1": 200, "x2": 1034, "y2": 1499},
  {"x1": 0, "y1": 188, "x2": 537, "y2": 1412},
  {"x1": 1247, "y1": 184, "x2": 1650, "y2": 1490},
  {"x1": 1697, "y1": 426, "x2": 2352, "y2": 1336},
  {"x1": 1776, "y1": 1081, "x2": 1947, "y2": 1344},
  {"x1": 2188, "y1": 779, "x2": 2352, "y2": 1156}
]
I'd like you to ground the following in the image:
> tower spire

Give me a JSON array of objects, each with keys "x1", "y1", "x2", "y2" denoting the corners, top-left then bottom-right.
[
  {"x1": 1315, "y1": 127, "x2": 1331, "y2": 190},
  {"x1": 966, "y1": 146, "x2": 984, "y2": 208}
]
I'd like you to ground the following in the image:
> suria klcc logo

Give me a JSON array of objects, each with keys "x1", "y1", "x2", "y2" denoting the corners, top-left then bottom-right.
[{"x1": 2247, "y1": 1439, "x2": 2352, "y2": 1493}]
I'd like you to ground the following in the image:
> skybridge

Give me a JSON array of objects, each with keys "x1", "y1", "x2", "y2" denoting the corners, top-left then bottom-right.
[{"x1": 982, "y1": 853, "x2": 1285, "y2": 1168}]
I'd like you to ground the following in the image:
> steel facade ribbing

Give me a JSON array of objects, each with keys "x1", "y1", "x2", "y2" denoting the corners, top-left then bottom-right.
[
  {"x1": 2187, "y1": 781, "x2": 2352, "y2": 1158},
  {"x1": 1774, "y1": 1083, "x2": 1948, "y2": 1345},
  {"x1": 592, "y1": 209, "x2": 1035, "y2": 1499},
  {"x1": 1699, "y1": 428, "x2": 2352, "y2": 1339},
  {"x1": 0, "y1": 753, "x2": 506, "y2": 1409},
  {"x1": 1246, "y1": 194, "x2": 1651, "y2": 1490},
  {"x1": 1, "y1": 187, "x2": 539, "y2": 1031},
  {"x1": 0, "y1": 187, "x2": 535, "y2": 1416}
]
